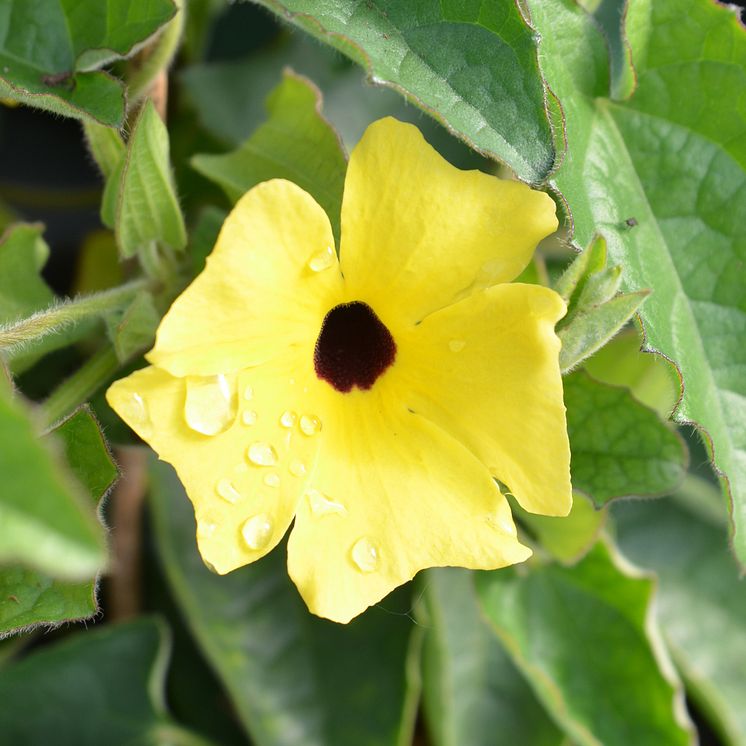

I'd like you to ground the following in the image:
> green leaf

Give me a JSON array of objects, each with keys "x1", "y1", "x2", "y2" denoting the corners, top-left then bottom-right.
[
  {"x1": 0, "y1": 388, "x2": 106, "y2": 580},
  {"x1": 0, "y1": 618, "x2": 206, "y2": 745},
  {"x1": 565, "y1": 370, "x2": 686, "y2": 506},
  {"x1": 193, "y1": 70, "x2": 347, "y2": 242},
  {"x1": 0, "y1": 0, "x2": 177, "y2": 126},
  {"x1": 516, "y1": 492, "x2": 606, "y2": 565},
  {"x1": 476, "y1": 541, "x2": 694, "y2": 746},
  {"x1": 250, "y1": 0, "x2": 555, "y2": 183},
  {"x1": 0, "y1": 407, "x2": 116, "y2": 637},
  {"x1": 555, "y1": 235, "x2": 649, "y2": 372},
  {"x1": 149, "y1": 458, "x2": 418, "y2": 746},
  {"x1": 583, "y1": 329, "x2": 679, "y2": 417},
  {"x1": 529, "y1": 0, "x2": 746, "y2": 563},
  {"x1": 116, "y1": 99, "x2": 187, "y2": 258},
  {"x1": 615, "y1": 484, "x2": 746, "y2": 746},
  {"x1": 419, "y1": 568, "x2": 564, "y2": 746},
  {"x1": 83, "y1": 121, "x2": 126, "y2": 179},
  {"x1": 189, "y1": 206, "x2": 227, "y2": 275},
  {"x1": 106, "y1": 290, "x2": 160, "y2": 361},
  {"x1": 0, "y1": 223, "x2": 53, "y2": 324}
]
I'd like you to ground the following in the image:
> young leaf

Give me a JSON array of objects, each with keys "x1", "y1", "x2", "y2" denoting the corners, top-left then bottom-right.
[
  {"x1": 0, "y1": 0, "x2": 176, "y2": 127},
  {"x1": 149, "y1": 458, "x2": 418, "y2": 746},
  {"x1": 476, "y1": 541, "x2": 694, "y2": 746},
  {"x1": 529, "y1": 0, "x2": 746, "y2": 565},
  {"x1": 615, "y1": 486, "x2": 746, "y2": 746},
  {"x1": 583, "y1": 329, "x2": 679, "y2": 417},
  {"x1": 250, "y1": 0, "x2": 555, "y2": 183},
  {"x1": 565, "y1": 370, "x2": 686, "y2": 506},
  {"x1": 0, "y1": 618, "x2": 206, "y2": 745},
  {"x1": 192, "y1": 70, "x2": 347, "y2": 242},
  {"x1": 0, "y1": 388, "x2": 106, "y2": 581},
  {"x1": 555, "y1": 235, "x2": 649, "y2": 372},
  {"x1": 0, "y1": 407, "x2": 117, "y2": 638},
  {"x1": 515, "y1": 492, "x2": 606, "y2": 565},
  {"x1": 106, "y1": 291, "x2": 160, "y2": 362},
  {"x1": 116, "y1": 100, "x2": 187, "y2": 258},
  {"x1": 419, "y1": 568, "x2": 564, "y2": 746}
]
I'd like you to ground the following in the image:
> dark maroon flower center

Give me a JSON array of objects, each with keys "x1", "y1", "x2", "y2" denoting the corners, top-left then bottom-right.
[{"x1": 314, "y1": 301, "x2": 397, "y2": 392}]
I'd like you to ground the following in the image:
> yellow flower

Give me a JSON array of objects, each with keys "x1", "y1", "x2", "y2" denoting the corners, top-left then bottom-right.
[{"x1": 107, "y1": 117, "x2": 571, "y2": 623}]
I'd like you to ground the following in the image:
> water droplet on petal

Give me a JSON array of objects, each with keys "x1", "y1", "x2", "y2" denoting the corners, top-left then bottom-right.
[
  {"x1": 279, "y1": 410, "x2": 297, "y2": 428},
  {"x1": 185, "y1": 375, "x2": 236, "y2": 436},
  {"x1": 481, "y1": 258, "x2": 504, "y2": 279},
  {"x1": 216, "y1": 477, "x2": 241, "y2": 504},
  {"x1": 299, "y1": 414, "x2": 322, "y2": 436},
  {"x1": 125, "y1": 392, "x2": 150, "y2": 428},
  {"x1": 263, "y1": 472, "x2": 280, "y2": 488},
  {"x1": 242, "y1": 410, "x2": 258, "y2": 426},
  {"x1": 449, "y1": 339, "x2": 466, "y2": 352},
  {"x1": 289, "y1": 460, "x2": 307, "y2": 477},
  {"x1": 243, "y1": 385, "x2": 254, "y2": 401},
  {"x1": 308, "y1": 245, "x2": 335, "y2": 272},
  {"x1": 241, "y1": 514, "x2": 273, "y2": 550},
  {"x1": 247, "y1": 441, "x2": 278, "y2": 467},
  {"x1": 306, "y1": 488, "x2": 346, "y2": 517},
  {"x1": 198, "y1": 521, "x2": 217, "y2": 539},
  {"x1": 351, "y1": 537, "x2": 379, "y2": 573}
]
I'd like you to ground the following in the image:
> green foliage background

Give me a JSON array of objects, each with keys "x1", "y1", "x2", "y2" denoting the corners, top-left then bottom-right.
[{"x1": 0, "y1": 0, "x2": 744, "y2": 744}]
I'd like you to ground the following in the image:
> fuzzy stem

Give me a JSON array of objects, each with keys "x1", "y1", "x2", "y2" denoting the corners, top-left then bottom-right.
[{"x1": 0, "y1": 280, "x2": 148, "y2": 357}]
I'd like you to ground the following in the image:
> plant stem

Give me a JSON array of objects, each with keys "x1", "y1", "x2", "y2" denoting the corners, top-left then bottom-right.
[
  {"x1": 41, "y1": 346, "x2": 121, "y2": 428},
  {"x1": 127, "y1": 0, "x2": 186, "y2": 105},
  {"x1": 0, "y1": 279, "x2": 148, "y2": 358}
]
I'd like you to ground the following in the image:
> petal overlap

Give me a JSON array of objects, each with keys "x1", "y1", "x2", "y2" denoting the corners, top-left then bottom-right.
[
  {"x1": 149, "y1": 179, "x2": 342, "y2": 377},
  {"x1": 339, "y1": 118, "x2": 558, "y2": 327},
  {"x1": 287, "y1": 386, "x2": 531, "y2": 623},
  {"x1": 398, "y1": 283, "x2": 572, "y2": 516}
]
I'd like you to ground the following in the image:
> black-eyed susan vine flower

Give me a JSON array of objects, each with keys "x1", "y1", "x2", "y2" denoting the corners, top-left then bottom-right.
[{"x1": 107, "y1": 117, "x2": 572, "y2": 623}]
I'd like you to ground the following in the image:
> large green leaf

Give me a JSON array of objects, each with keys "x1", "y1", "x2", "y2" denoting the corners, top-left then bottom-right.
[
  {"x1": 193, "y1": 70, "x2": 347, "y2": 242},
  {"x1": 0, "y1": 407, "x2": 117, "y2": 637},
  {"x1": 115, "y1": 99, "x2": 187, "y2": 258},
  {"x1": 528, "y1": 0, "x2": 746, "y2": 562},
  {"x1": 248, "y1": 0, "x2": 555, "y2": 183},
  {"x1": 0, "y1": 617, "x2": 207, "y2": 745},
  {"x1": 476, "y1": 542, "x2": 693, "y2": 746},
  {"x1": 615, "y1": 484, "x2": 746, "y2": 746},
  {"x1": 419, "y1": 568, "x2": 564, "y2": 746},
  {"x1": 149, "y1": 458, "x2": 418, "y2": 746},
  {"x1": 0, "y1": 388, "x2": 106, "y2": 580},
  {"x1": 0, "y1": 0, "x2": 176, "y2": 126},
  {"x1": 565, "y1": 370, "x2": 686, "y2": 505}
]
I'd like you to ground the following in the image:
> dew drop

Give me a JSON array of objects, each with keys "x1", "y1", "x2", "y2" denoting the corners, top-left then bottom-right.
[
  {"x1": 289, "y1": 460, "x2": 307, "y2": 477},
  {"x1": 306, "y1": 488, "x2": 346, "y2": 517},
  {"x1": 351, "y1": 537, "x2": 379, "y2": 573},
  {"x1": 299, "y1": 414, "x2": 322, "y2": 436},
  {"x1": 279, "y1": 410, "x2": 297, "y2": 428},
  {"x1": 263, "y1": 472, "x2": 280, "y2": 488},
  {"x1": 308, "y1": 245, "x2": 335, "y2": 272},
  {"x1": 126, "y1": 392, "x2": 150, "y2": 427},
  {"x1": 184, "y1": 375, "x2": 236, "y2": 436},
  {"x1": 198, "y1": 521, "x2": 217, "y2": 539},
  {"x1": 241, "y1": 514, "x2": 273, "y2": 550},
  {"x1": 449, "y1": 339, "x2": 466, "y2": 352},
  {"x1": 243, "y1": 385, "x2": 254, "y2": 401},
  {"x1": 247, "y1": 441, "x2": 278, "y2": 467},
  {"x1": 242, "y1": 409, "x2": 258, "y2": 426},
  {"x1": 216, "y1": 477, "x2": 241, "y2": 504}
]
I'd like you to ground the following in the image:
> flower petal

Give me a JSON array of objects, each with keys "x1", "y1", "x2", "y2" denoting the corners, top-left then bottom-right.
[
  {"x1": 339, "y1": 118, "x2": 558, "y2": 326},
  {"x1": 286, "y1": 387, "x2": 531, "y2": 623},
  {"x1": 148, "y1": 179, "x2": 342, "y2": 377},
  {"x1": 398, "y1": 283, "x2": 572, "y2": 517},
  {"x1": 106, "y1": 359, "x2": 320, "y2": 573}
]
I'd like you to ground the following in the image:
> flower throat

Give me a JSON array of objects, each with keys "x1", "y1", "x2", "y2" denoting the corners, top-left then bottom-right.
[{"x1": 314, "y1": 301, "x2": 397, "y2": 392}]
